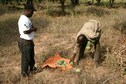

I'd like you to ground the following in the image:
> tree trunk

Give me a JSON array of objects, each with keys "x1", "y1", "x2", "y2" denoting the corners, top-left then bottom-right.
[
  {"x1": 96, "y1": 0, "x2": 101, "y2": 5},
  {"x1": 110, "y1": 0, "x2": 114, "y2": 7},
  {"x1": 71, "y1": 0, "x2": 79, "y2": 5},
  {"x1": 27, "y1": 0, "x2": 33, "y2": 4},
  {"x1": 59, "y1": 0, "x2": 65, "y2": 15}
]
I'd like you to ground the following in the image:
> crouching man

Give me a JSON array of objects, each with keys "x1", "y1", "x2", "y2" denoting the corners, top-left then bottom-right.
[{"x1": 70, "y1": 19, "x2": 101, "y2": 67}]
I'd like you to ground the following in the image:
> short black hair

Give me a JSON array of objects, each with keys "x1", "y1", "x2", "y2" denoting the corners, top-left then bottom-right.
[
  {"x1": 24, "y1": 3, "x2": 37, "y2": 11},
  {"x1": 77, "y1": 34, "x2": 87, "y2": 44}
]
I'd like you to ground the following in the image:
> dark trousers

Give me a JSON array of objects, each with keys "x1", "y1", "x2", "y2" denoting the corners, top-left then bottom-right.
[
  {"x1": 78, "y1": 37, "x2": 101, "y2": 64},
  {"x1": 18, "y1": 38, "x2": 35, "y2": 76}
]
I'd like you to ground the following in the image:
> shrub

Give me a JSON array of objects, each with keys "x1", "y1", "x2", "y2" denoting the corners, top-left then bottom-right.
[{"x1": 86, "y1": 7, "x2": 110, "y2": 17}]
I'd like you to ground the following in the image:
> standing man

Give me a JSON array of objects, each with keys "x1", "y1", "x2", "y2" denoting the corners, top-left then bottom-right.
[
  {"x1": 18, "y1": 3, "x2": 37, "y2": 77},
  {"x1": 70, "y1": 19, "x2": 101, "y2": 67}
]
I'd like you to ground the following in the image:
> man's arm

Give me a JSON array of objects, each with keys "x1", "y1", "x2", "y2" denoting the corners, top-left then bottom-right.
[
  {"x1": 70, "y1": 43, "x2": 79, "y2": 63},
  {"x1": 24, "y1": 26, "x2": 37, "y2": 34}
]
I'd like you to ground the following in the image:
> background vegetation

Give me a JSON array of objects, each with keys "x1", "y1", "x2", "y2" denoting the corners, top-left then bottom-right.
[{"x1": 0, "y1": 0, "x2": 126, "y2": 84}]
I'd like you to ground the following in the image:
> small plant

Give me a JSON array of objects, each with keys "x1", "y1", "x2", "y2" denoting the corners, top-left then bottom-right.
[{"x1": 56, "y1": 60, "x2": 67, "y2": 67}]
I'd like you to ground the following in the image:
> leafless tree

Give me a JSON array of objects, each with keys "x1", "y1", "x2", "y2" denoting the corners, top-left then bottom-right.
[{"x1": 109, "y1": 0, "x2": 114, "y2": 7}]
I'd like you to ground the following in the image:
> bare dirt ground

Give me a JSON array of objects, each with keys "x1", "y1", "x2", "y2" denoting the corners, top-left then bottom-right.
[
  {"x1": 18, "y1": 33, "x2": 126, "y2": 84},
  {"x1": 0, "y1": 33, "x2": 126, "y2": 84}
]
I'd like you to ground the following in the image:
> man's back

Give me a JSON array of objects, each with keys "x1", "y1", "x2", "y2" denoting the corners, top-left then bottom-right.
[{"x1": 76, "y1": 19, "x2": 101, "y2": 42}]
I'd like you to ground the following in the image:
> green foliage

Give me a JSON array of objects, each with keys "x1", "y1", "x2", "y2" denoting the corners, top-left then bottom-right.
[{"x1": 56, "y1": 60, "x2": 67, "y2": 67}]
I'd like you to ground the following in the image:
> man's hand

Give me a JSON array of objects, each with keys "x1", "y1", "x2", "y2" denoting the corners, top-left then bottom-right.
[
  {"x1": 24, "y1": 27, "x2": 37, "y2": 34},
  {"x1": 31, "y1": 27, "x2": 37, "y2": 32},
  {"x1": 69, "y1": 53, "x2": 76, "y2": 63},
  {"x1": 32, "y1": 25, "x2": 37, "y2": 32}
]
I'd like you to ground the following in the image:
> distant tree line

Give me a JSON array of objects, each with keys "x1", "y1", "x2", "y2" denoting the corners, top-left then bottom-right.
[
  {"x1": 0, "y1": 0, "x2": 121, "y2": 7},
  {"x1": 0, "y1": 0, "x2": 43, "y2": 4},
  {"x1": 96, "y1": 0, "x2": 115, "y2": 7},
  {"x1": 84, "y1": 0, "x2": 115, "y2": 7},
  {"x1": 0, "y1": 0, "x2": 125, "y2": 15}
]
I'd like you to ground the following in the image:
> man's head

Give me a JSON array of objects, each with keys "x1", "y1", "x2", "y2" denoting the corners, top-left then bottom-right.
[
  {"x1": 24, "y1": 4, "x2": 37, "y2": 17},
  {"x1": 77, "y1": 34, "x2": 87, "y2": 45}
]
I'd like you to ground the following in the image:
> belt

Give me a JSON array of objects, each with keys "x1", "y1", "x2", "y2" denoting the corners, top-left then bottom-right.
[{"x1": 19, "y1": 38, "x2": 33, "y2": 44}]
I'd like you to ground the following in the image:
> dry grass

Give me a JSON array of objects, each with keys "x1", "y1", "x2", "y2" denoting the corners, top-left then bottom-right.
[{"x1": 0, "y1": 2, "x2": 126, "y2": 84}]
